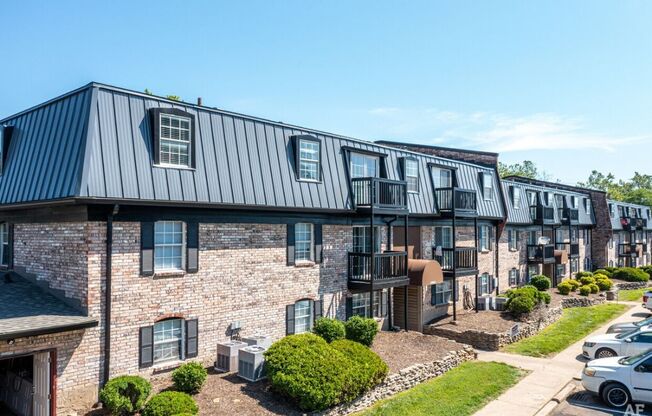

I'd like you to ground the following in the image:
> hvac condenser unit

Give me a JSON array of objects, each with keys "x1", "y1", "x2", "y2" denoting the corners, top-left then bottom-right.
[
  {"x1": 238, "y1": 346, "x2": 267, "y2": 382},
  {"x1": 242, "y1": 335, "x2": 272, "y2": 349},
  {"x1": 214, "y1": 340, "x2": 248, "y2": 373}
]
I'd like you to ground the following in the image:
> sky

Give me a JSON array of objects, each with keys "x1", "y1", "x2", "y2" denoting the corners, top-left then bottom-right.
[{"x1": 1, "y1": 1, "x2": 651, "y2": 184}]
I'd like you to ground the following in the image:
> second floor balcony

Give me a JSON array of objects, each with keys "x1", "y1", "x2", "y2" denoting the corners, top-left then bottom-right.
[
  {"x1": 347, "y1": 251, "x2": 409, "y2": 289},
  {"x1": 432, "y1": 247, "x2": 478, "y2": 276},
  {"x1": 351, "y1": 177, "x2": 408, "y2": 213},
  {"x1": 529, "y1": 205, "x2": 556, "y2": 225},
  {"x1": 560, "y1": 208, "x2": 579, "y2": 225},
  {"x1": 618, "y1": 243, "x2": 647, "y2": 258},
  {"x1": 555, "y1": 242, "x2": 580, "y2": 258},
  {"x1": 527, "y1": 244, "x2": 556, "y2": 264},
  {"x1": 621, "y1": 216, "x2": 648, "y2": 231},
  {"x1": 434, "y1": 187, "x2": 478, "y2": 217}
]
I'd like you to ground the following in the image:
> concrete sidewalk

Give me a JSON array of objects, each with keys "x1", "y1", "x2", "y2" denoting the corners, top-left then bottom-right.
[{"x1": 473, "y1": 302, "x2": 648, "y2": 416}]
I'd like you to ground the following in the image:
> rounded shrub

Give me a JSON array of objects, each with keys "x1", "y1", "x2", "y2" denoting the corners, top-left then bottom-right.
[
  {"x1": 613, "y1": 267, "x2": 650, "y2": 282},
  {"x1": 313, "y1": 317, "x2": 346, "y2": 343},
  {"x1": 344, "y1": 315, "x2": 379, "y2": 347},
  {"x1": 604, "y1": 266, "x2": 619, "y2": 273},
  {"x1": 595, "y1": 275, "x2": 613, "y2": 291},
  {"x1": 331, "y1": 339, "x2": 388, "y2": 400},
  {"x1": 575, "y1": 271, "x2": 594, "y2": 279},
  {"x1": 530, "y1": 275, "x2": 551, "y2": 291},
  {"x1": 557, "y1": 281, "x2": 573, "y2": 295},
  {"x1": 507, "y1": 295, "x2": 536, "y2": 314},
  {"x1": 579, "y1": 275, "x2": 596, "y2": 285},
  {"x1": 141, "y1": 392, "x2": 198, "y2": 416},
  {"x1": 567, "y1": 279, "x2": 582, "y2": 291},
  {"x1": 172, "y1": 362, "x2": 207, "y2": 395},
  {"x1": 579, "y1": 285, "x2": 591, "y2": 296},
  {"x1": 588, "y1": 283, "x2": 600, "y2": 294},
  {"x1": 539, "y1": 291, "x2": 551, "y2": 304},
  {"x1": 594, "y1": 268, "x2": 612, "y2": 278},
  {"x1": 99, "y1": 375, "x2": 151, "y2": 415}
]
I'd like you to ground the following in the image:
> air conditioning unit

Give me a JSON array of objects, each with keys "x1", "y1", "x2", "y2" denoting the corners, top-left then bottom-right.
[
  {"x1": 214, "y1": 340, "x2": 248, "y2": 373},
  {"x1": 242, "y1": 335, "x2": 272, "y2": 349},
  {"x1": 493, "y1": 297, "x2": 508, "y2": 311},
  {"x1": 238, "y1": 346, "x2": 267, "y2": 382},
  {"x1": 476, "y1": 295, "x2": 492, "y2": 311}
]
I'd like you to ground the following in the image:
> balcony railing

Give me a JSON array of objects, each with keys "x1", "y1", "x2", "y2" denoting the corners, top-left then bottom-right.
[
  {"x1": 351, "y1": 177, "x2": 407, "y2": 211},
  {"x1": 556, "y1": 242, "x2": 580, "y2": 258},
  {"x1": 433, "y1": 247, "x2": 477, "y2": 272},
  {"x1": 348, "y1": 251, "x2": 408, "y2": 284},
  {"x1": 560, "y1": 208, "x2": 579, "y2": 224},
  {"x1": 527, "y1": 244, "x2": 556, "y2": 263},
  {"x1": 434, "y1": 187, "x2": 477, "y2": 215},
  {"x1": 529, "y1": 205, "x2": 556, "y2": 224},
  {"x1": 621, "y1": 217, "x2": 648, "y2": 230},
  {"x1": 618, "y1": 243, "x2": 647, "y2": 257}
]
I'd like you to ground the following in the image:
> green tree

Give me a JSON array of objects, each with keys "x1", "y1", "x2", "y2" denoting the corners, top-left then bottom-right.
[
  {"x1": 578, "y1": 171, "x2": 652, "y2": 206},
  {"x1": 498, "y1": 160, "x2": 551, "y2": 180}
]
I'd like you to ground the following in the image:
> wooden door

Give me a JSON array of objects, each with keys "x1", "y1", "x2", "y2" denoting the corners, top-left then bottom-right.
[{"x1": 33, "y1": 352, "x2": 51, "y2": 416}]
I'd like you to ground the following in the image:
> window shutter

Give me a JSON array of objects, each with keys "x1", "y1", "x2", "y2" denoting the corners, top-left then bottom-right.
[
  {"x1": 185, "y1": 319, "x2": 198, "y2": 358},
  {"x1": 434, "y1": 227, "x2": 442, "y2": 247},
  {"x1": 287, "y1": 224, "x2": 295, "y2": 266},
  {"x1": 139, "y1": 326, "x2": 154, "y2": 368},
  {"x1": 186, "y1": 222, "x2": 199, "y2": 273},
  {"x1": 314, "y1": 224, "x2": 323, "y2": 263},
  {"x1": 313, "y1": 299, "x2": 322, "y2": 321},
  {"x1": 488, "y1": 227, "x2": 494, "y2": 251},
  {"x1": 345, "y1": 297, "x2": 353, "y2": 320},
  {"x1": 149, "y1": 109, "x2": 162, "y2": 165},
  {"x1": 7, "y1": 223, "x2": 13, "y2": 269},
  {"x1": 478, "y1": 172, "x2": 485, "y2": 197},
  {"x1": 286, "y1": 304, "x2": 295, "y2": 335},
  {"x1": 141, "y1": 222, "x2": 155, "y2": 276}
]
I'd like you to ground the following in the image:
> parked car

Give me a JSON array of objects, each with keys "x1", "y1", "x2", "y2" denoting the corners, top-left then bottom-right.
[
  {"x1": 582, "y1": 327, "x2": 652, "y2": 359},
  {"x1": 582, "y1": 349, "x2": 652, "y2": 408},
  {"x1": 607, "y1": 316, "x2": 652, "y2": 334},
  {"x1": 644, "y1": 291, "x2": 652, "y2": 311}
]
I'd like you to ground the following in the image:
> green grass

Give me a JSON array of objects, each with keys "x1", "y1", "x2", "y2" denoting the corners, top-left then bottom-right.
[
  {"x1": 502, "y1": 303, "x2": 629, "y2": 357},
  {"x1": 618, "y1": 288, "x2": 648, "y2": 302},
  {"x1": 358, "y1": 361, "x2": 525, "y2": 416}
]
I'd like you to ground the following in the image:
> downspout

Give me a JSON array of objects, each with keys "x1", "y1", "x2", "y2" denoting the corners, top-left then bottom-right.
[{"x1": 103, "y1": 204, "x2": 119, "y2": 384}]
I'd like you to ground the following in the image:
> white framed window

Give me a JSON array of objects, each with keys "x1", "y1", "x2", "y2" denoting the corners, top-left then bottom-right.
[
  {"x1": 434, "y1": 226, "x2": 453, "y2": 248},
  {"x1": 508, "y1": 229, "x2": 518, "y2": 251},
  {"x1": 479, "y1": 225, "x2": 490, "y2": 251},
  {"x1": 153, "y1": 319, "x2": 183, "y2": 364},
  {"x1": 609, "y1": 204, "x2": 615, "y2": 218},
  {"x1": 527, "y1": 265, "x2": 539, "y2": 281},
  {"x1": 512, "y1": 187, "x2": 521, "y2": 209},
  {"x1": 555, "y1": 228, "x2": 565, "y2": 244},
  {"x1": 350, "y1": 152, "x2": 379, "y2": 178},
  {"x1": 609, "y1": 238, "x2": 614, "y2": 249},
  {"x1": 482, "y1": 173, "x2": 493, "y2": 200},
  {"x1": 570, "y1": 196, "x2": 578, "y2": 209},
  {"x1": 570, "y1": 258, "x2": 578, "y2": 273},
  {"x1": 479, "y1": 273, "x2": 491, "y2": 295},
  {"x1": 294, "y1": 223, "x2": 313, "y2": 262},
  {"x1": 527, "y1": 230, "x2": 537, "y2": 245},
  {"x1": 571, "y1": 228, "x2": 578, "y2": 243},
  {"x1": 404, "y1": 159, "x2": 419, "y2": 193},
  {"x1": 509, "y1": 269, "x2": 520, "y2": 286},
  {"x1": 0, "y1": 223, "x2": 8, "y2": 267},
  {"x1": 159, "y1": 114, "x2": 192, "y2": 167},
  {"x1": 353, "y1": 226, "x2": 380, "y2": 253},
  {"x1": 432, "y1": 167, "x2": 453, "y2": 188},
  {"x1": 556, "y1": 264, "x2": 566, "y2": 278},
  {"x1": 584, "y1": 198, "x2": 591, "y2": 214},
  {"x1": 431, "y1": 281, "x2": 453, "y2": 305},
  {"x1": 154, "y1": 221, "x2": 186, "y2": 272},
  {"x1": 352, "y1": 290, "x2": 386, "y2": 317},
  {"x1": 298, "y1": 139, "x2": 320, "y2": 181},
  {"x1": 294, "y1": 300, "x2": 313, "y2": 334},
  {"x1": 584, "y1": 257, "x2": 591, "y2": 271},
  {"x1": 543, "y1": 192, "x2": 550, "y2": 206},
  {"x1": 526, "y1": 190, "x2": 537, "y2": 206}
]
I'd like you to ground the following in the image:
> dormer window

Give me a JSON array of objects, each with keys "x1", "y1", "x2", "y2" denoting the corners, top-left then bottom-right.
[
  {"x1": 609, "y1": 203, "x2": 614, "y2": 218},
  {"x1": 511, "y1": 186, "x2": 521, "y2": 209},
  {"x1": 570, "y1": 196, "x2": 578, "y2": 209},
  {"x1": 584, "y1": 198, "x2": 591, "y2": 215},
  {"x1": 350, "y1": 152, "x2": 379, "y2": 178},
  {"x1": 526, "y1": 190, "x2": 537, "y2": 206},
  {"x1": 403, "y1": 158, "x2": 419, "y2": 193},
  {"x1": 481, "y1": 172, "x2": 493, "y2": 200},
  {"x1": 297, "y1": 138, "x2": 321, "y2": 181},
  {"x1": 150, "y1": 108, "x2": 195, "y2": 169}
]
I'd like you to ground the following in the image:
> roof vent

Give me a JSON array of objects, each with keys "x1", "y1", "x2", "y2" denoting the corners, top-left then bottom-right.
[{"x1": 197, "y1": 97, "x2": 203, "y2": 106}]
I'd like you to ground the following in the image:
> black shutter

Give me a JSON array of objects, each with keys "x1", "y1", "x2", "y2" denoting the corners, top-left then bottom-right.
[
  {"x1": 186, "y1": 222, "x2": 199, "y2": 273},
  {"x1": 139, "y1": 326, "x2": 154, "y2": 368},
  {"x1": 149, "y1": 109, "x2": 161, "y2": 165},
  {"x1": 313, "y1": 299, "x2": 322, "y2": 321},
  {"x1": 287, "y1": 224, "x2": 295, "y2": 266},
  {"x1": 6, "y1": 223, "x2": 13, "y2": 269},
  {"x1": 314, "y1": 224, "x2": 323, "y2": 263},
  {"x1": 286, "y1": 304, "x2": 295, "y2": 335},
  {"x1": 488, "y1": 226, "x2": 494, "y2": 251},
  {"x1": 141, "y1": 222, "x2": 155, "y2": 276},
  {"x1": 185, "y1": 319, "x2": 198, "y2": 358},
  {"x1": 345, "y1": 297, "x2": 353, "y2": 319}
]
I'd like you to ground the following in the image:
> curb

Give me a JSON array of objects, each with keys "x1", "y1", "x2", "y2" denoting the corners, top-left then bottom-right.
[{"x1": 533, "y1": 380, "x2": 577, "y2": 416}]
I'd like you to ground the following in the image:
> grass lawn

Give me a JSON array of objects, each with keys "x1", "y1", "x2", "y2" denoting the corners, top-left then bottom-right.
[
  {"x1": 502, "y1": 303, "x2": 629, "y2": 357},
  {"x1": 358, "y1": 361, "x2": 525, "y2": 416},
  {"x1": 618, "y1": 288, "x2": 648, "y2": 302}
]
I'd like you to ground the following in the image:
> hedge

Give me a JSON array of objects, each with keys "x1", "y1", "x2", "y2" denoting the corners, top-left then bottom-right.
[
  {"x1": 505, "y1": 285, "x2": 550, "y2": 314},
  {"x1": 331, "y1": 339, "x2": 388, "y2": 400},
  {"x1": 612, "y1": 267, "x2": 650, "y2": 282},
  {"x1": 529, "y1": 275, "x2": 551, "y2": 291},
  {"x1": 594, "y1": 268, "x2": 612, "y2": 278}
]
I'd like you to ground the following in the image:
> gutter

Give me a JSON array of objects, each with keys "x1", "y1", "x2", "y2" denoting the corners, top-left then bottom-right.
[{"x1": 103, "y1": 204, "x2": 119, "y2": 384}]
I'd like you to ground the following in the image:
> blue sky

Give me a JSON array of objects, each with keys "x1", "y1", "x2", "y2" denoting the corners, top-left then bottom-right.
[{"x1": 1, "y1": 1, "x2": 651, "y2": 184}]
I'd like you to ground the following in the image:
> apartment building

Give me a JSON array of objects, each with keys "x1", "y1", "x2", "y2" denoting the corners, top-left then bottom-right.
[
  {"x1": 0, "y1": 83, "x2": 505, "y2": 414},
  {"x1": 604, "y1": 200, "x2": 652, "y2": 268},
  {"x1": 499, "y1": 177, "x2": 596, "y2": 288}
]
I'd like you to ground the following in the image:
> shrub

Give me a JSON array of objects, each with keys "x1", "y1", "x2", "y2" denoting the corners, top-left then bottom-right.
[
  {"x1": 530, "y1": 275, "x2": 551, "y2": 291},
  {"x1": 313, "y1": 317, "x2": 346, "y2": 343},
  {"x1": 579, "y1": 275, "x2": 596, "y2": 285},
  {"x1": 331, "y1": 339, "x2": 388, "y2": 400},
  {"x1": 344, "y1": 315, "x2": 379, "y2": 347},
  {"x1": 612, "y1": 267, "x2": 650, "y2": 282},
  {"x1": 557, "y1": 281, "x2": 573, "y2": 295},
  {"x1": 172, "y1": 362, "x2": 207, "y2": 394},
  {"x1": 99, "y1": 375, "x2": 151, "y2": 415},
  {"x1": 567, "y1": 279, "x2": 582, "y2": 290},
  {"x1": 507, "y1": 295, "x2": 536, "y2": 314},
  {"x1": 588, "y1": 283, "x2": 600, "y2": 294},
  {"x1": 640, "y1": 266, "x2": 652, "y2": 276},
  {"x1": 141, "y1": 392, "x2": 198, "y2": 416},
  {"x1": 505, "y1": 285, "x2": 549, "y2": 314},
  {"x1": 575, "y1": 271, "x2": 593, "y2": 279},
  {"x1": 594, "y1": 268, "x2": 612, "y2": 278},
  {"x1": 595, "y1": 276, "x2": 613, "y2": 291},
  {"x1": 604, "y1": 266, "x2": 619, "y2": 273},
  {"x1": 539, "y1": 291, "x2": 551, "y2": 304},
  {"x1": 579, "y1": 285, "x2": 591, "y2": 296}
]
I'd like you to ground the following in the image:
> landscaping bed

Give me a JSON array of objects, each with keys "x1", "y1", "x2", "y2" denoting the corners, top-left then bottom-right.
[{"x1": 618, "y1": 287, "x2": 650, "y2": 302}]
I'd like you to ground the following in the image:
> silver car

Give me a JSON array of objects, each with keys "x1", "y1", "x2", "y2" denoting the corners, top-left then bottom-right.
[{"x1": 607, "y1": 316, "x2": 652, "y2": 334}]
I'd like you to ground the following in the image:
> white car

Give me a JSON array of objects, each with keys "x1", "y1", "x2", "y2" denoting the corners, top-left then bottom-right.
[
  {"x1": 644, "y1": 291, "x2": 652, "y2": 311},
  {"x1": 582, "y1": 327, "x2": 652, "y2": 359},
  {"x1": 582, "y1": 350, "x2": 652, "y2": 408}
]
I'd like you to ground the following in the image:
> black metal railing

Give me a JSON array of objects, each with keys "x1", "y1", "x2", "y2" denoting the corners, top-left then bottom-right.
[
  {"x1": 621, "y1": 217, "x2": 648, "y2": 230},
  {"x1": 530, "y1": 205, "x2": 555, "y2": 224},
  {"x1": 351, "y1": 177, "x2": 407, "y2": 210},
  {"x1": 434, "y1": 187, "x2": 477, "y2": 213},
  {"x1": 433, "y1": 247, "x2": 477, "y2": 272},
  {"x1": 618, "y1": 243, "x2": 646, "y2": 257},
  {"x1": 348, "y1": 251, "x2": 408, "y2": 283},
  {"x1": 527, "y1": 244, "x2": 555, "y2": 263}
]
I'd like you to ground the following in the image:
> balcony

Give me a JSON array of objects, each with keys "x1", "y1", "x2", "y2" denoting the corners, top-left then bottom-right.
[
  {"x1": 348, "y1": 251, "x2": 409, "y2": 289},
  {"x1": 434, "y1": 187, "x2": 478, "y2": 217},
  {"x1": 560, "y1": 208, "x2": 579, "y2": 225},
  {"x1": 555, "y1": 242, "x2": 580, "y2": 258},
  {"x1": 618, "y1": 243, "x2": 647, "y2": 258},
  {"x1": 432, "y1": 247, "x2": 478, "y2": 276},
  {"x1": 529, "y1": 205, "x2": 556, "y2": 225},
  {"x1": 351, "y1": 177, "x2": 408, "y2": 214},
  {"x1": 527, "y1": 244, "x2": 556, "y2": 264},
  {"x1": 621, "y1": 217, "x2": 648, "y2": 231}
]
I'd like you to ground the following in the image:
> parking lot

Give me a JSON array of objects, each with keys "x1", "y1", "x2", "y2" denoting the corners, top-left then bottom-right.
[{"x1": 552, "y1": 381, "x2": 651, "y2": 416}]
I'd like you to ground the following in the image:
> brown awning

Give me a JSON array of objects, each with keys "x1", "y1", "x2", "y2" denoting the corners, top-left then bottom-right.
[
  {"x1": 407, "y1": 259, "x2": 443, "y2": 286},
  {"x1": 555, "y1": 250, "x2": 568, "y2": 264}
]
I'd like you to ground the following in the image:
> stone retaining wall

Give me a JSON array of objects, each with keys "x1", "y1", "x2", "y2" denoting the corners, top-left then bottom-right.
[
  {"x1": 324, "y1": 346, "x2": 477, "y2": 415},
  {"x1": 615, "y1": 281, "x2": 652, "y2": 290},
  {"x1": 561, "y1": 296, "x2": 606, "y2": 308}
]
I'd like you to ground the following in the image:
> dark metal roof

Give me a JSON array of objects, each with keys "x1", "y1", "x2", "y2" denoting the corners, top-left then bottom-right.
[{"x1": 607, "y1": 199, "x2": 652, "y2": 231}]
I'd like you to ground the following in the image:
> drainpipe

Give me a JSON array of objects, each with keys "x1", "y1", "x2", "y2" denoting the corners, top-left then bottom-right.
[{"x1": 103, "y1": 204, "x2": 119, "y2": 384}]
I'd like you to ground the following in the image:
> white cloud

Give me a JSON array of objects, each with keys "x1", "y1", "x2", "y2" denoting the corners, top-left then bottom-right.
[{"x1": 366, "y1": 108, "x2": 651, "y2": 153}]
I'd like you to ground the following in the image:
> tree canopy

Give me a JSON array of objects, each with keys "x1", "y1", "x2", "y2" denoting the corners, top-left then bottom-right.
[
  {"x1": 498, "y1": 160, "x2": 551, "y2": 181},
  {"x1": 578, "y1": 171, "x2": 652, "y2": 206}
]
